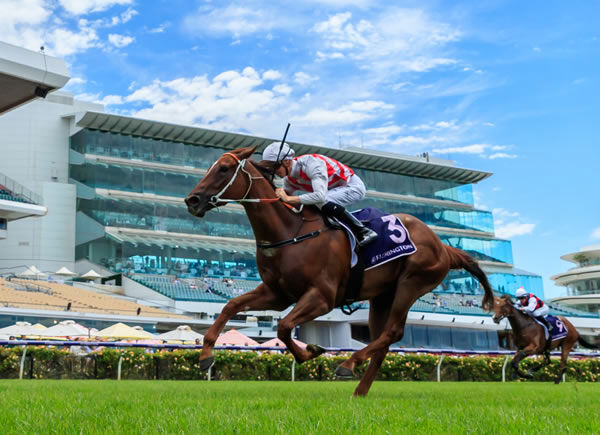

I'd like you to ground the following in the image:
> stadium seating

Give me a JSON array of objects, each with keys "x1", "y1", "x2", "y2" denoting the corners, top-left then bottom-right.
[
  {"x1": 0, "y1": 278, "x2": 188, "y2": 319},
  {"x1": 131, "y1": 275, "x2": 228, "y2": 303}
]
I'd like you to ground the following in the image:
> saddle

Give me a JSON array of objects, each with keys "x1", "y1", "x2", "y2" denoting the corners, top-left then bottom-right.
[{"x1": 323, "y1": 208, "x2": 418, "y2": 314}]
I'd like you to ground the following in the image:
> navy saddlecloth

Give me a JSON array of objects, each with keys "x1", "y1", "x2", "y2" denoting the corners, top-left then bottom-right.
[
  {"x1": 546, "y1": 315, "x2": 568, "y2": 341},
  {"x1": 351, "y1": 208, "x2": 417, "y2": 270}
]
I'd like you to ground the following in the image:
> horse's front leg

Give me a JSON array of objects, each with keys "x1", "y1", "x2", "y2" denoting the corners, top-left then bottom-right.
[
  {"x1": 277, "y1": 286, "x2": 334, "y2": 364},
  {"x1": 199, "y1": 283, "x2": 287, "y2": 370},
  {"x1": 511, "y1": 349, "x2": 534, "y2": 379}
]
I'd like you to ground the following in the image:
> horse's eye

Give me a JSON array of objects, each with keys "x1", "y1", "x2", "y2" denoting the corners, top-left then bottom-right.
[{"x1": 219, "y1": 165, "x2": 229, "y2": 173}]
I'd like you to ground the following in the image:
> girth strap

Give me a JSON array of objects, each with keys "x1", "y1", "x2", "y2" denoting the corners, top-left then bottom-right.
[{"x1": 256, "y1": 229, "x2": 322, "y2": 250}]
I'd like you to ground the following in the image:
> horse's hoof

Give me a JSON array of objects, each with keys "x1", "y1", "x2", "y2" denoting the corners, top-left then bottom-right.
[
  {"x1": 335, "y1": 365, "x2": 354, "y2": 378},
  {"x1": 199, "y1": 356, "x2": 214, "y2": 371},
  {"x1": 554, "y1": 378, "x2": 561, "y2": 385},
  {"x1": 306, "y1": 344, "x2": 326, "y2": 356}
]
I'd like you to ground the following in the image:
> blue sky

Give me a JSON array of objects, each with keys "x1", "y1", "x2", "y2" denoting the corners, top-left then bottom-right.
[{"x1": 2, "y1": 0, "x2": 599, "y2": 298}]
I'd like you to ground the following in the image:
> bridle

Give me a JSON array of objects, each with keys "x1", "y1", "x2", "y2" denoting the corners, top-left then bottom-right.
[{"x1": 207, "y1": 152, "x2": 303, "y2": 214}]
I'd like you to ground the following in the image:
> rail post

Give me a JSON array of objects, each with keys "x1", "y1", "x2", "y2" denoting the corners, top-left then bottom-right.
[
  {"x1": 502, "y1": 355, "x2": 510, "y2": 382},
  {"x1": 117, "y1": 353, "x2": 123, "y2": 381},
  {"x1": 291, "y1": 360, "x2": 296, "y2": 382},
  {"x1": 436, "y1": 355, "x2": 444, "y2": 382},
  {"x1": 19, "y1": 346, "x2": 27, "y2": 380}
]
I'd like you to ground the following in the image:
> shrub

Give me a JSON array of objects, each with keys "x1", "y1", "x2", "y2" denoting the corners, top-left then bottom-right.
[{"x1": 0, "y1": 346, "x2": 599, "y2": 382}]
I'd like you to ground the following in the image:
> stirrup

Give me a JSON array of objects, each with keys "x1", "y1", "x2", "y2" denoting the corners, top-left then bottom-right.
[{"x1": 357, "y1": 228, "x2": 377, "y2": 247}]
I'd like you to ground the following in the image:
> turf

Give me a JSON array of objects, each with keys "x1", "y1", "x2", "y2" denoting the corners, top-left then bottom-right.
[{"x1": 1, "y1": 380, "x2": 599, "y2": 434}]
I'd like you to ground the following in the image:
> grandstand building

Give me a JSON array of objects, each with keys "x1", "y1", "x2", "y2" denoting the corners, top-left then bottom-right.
[
  {"x1": 2, "y1": 42, "x2": 599, "y2": 348},
  {"x1": 551, "y1": 245, "x2": 600, "y2": 314}
]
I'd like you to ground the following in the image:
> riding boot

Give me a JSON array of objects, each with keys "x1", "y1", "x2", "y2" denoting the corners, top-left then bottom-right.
[
  {"x1": 321, "y1": 202, "x2": 377, "y2": 247},
  {"x1": 536, "y1": 316, "x2": 552, "y2": 350}
]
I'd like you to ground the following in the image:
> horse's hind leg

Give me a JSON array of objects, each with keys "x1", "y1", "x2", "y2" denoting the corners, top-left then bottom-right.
[
  {"x1": 336, "y1": 275, "x2": 438, "y2": 382},
  {"x1": 554, "y1": 343, "x2": 572, "y2": 384},
  {"x1": 352, "y1": 293, "x2": 393, "y2": 397}
]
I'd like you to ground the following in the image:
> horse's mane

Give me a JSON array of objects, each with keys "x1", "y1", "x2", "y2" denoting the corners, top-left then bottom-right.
[{"x1": 248, "y1": 159, "x2": 277, "y2": 189}]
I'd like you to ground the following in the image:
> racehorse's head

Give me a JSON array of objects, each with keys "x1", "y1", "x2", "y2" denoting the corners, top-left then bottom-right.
[
  {"x1": 185, "y1": 146, "x2": 257, "y2": 217},
  {"x1": 492, "y1": 294, "x2": 514, "y2": 324}
]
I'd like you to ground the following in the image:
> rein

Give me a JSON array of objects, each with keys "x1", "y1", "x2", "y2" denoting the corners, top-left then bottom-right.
[
  {"x1": 209, "y1": 152, "x2": 303, "y2": 214},
  {"x1": 208, "y1": 152, "x2": 328, "y2": 250}
]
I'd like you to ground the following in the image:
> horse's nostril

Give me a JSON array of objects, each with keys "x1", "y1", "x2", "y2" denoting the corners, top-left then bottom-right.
[{"x1": 185, "y1": 195, "x2": 200, "y2": 207}]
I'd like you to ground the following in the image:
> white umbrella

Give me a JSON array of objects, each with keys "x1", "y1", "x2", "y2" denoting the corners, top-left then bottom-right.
[
  {"x1": 94, "y1": 323, "x2": 154, "y2": 340},
  {"x1": 54, "y1": 267, "x2": 77, "y2": 277},
  {"x1": 81, "y1": 269, "x2": 101, "y2": 280},
  {"x1": 39, "y1": 320, "x2": 89, "y2": 338},
  {"x1": 18, "y1": 266, "x2": 47, "y2": 278},
  {"x1": 158, "y1": 325, "x2": 204, "y2": 344},
  {"x1": 0, "y1": 321, "x2": 39, "y2": 337}
]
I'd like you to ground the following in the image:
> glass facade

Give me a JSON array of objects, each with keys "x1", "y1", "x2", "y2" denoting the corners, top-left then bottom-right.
[
  {"x1": 352, "y1": 324, "x2": 504, "y2": 350},
  {"x1": 567, "y1": 279, "x2": 600, "y2": 296},
  {"x1": 70, "y1": 127, "x2": 542, "y2": 298},
  {"x1": 71, "y1": 129, "x2": 474, "y2": 204}
]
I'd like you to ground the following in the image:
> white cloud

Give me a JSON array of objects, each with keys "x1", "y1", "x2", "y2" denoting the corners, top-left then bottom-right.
[
  {"x1": 495, "y1": 222, "x2": 536, "y2": 239},
  {"x1": 58, "y1": 0, "x2": 133, "y2": 15},
  {"x1": 69, "y1": 77, "x2": 87, "y2": 85},
  {"x1": 108, "y1": 33, "x2": 134, "y2": 48},
  {"x1": 493, "y1": 208, "x2": 536, "y2": 239},
  {"x1": 432, "y1": 143, "x2": 518, "y2": 159},
  {"x1": 294, "y1": 72, "x2": 319, "y2": 86},
  {"x1": 262, "y1": 70, "x2": 282, "y2": 80},
  {"x1": 183, "y1": 5, "x2": 286, "y2": 38},
  {"x1": 592, "y1": 228, "x2": 600, "y2": 239},
  {"x1": 273, "y1": 84, "x2": 292, "y2": 95},
  {"x1": 312, "y1": 9, "x2": 460, "y2": 72},
  {"x1": 293, "y1": 100, "x2": 393, "y2": 126},
  {"x1": 48, "y1": 26, "x2": 99, "y2": 56},
  {"x1": 432, "y1": 144, "x2": 488, "y2": 154},
  {"x1": 149, "y1": 22, "x2": 170, "y2": 33},
  {"x1": 488, "y1": 152, "x2": 517, "y2": 159}
]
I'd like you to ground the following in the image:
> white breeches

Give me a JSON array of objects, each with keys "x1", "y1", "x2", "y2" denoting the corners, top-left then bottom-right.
[
  {"x1": 325, "y1": 175, "x2": 366, "y2": 207},
  {"x1": 531, "y1": 305, "x2": 549, "y2": 317}
]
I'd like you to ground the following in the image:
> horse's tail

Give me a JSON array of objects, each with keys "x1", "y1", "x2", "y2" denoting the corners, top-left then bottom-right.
[
  {"x1": 445, "y1": 245, "x2": 494, "y2": 311},
  {"x1": 578, "y1": 336, "x2": 600, "y2": 350}
]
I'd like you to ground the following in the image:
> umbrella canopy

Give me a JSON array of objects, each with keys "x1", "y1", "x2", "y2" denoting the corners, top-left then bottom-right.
[
  {"x1": 18, "y1": 266, "x2": 47, "y2": 278},
  {"x1": 39, "y1": 320, "x2": 89, "y2": 338},
  {"x1": 157, "y1": 325, "x2": 204, "y2": 344},
  {"x1": 31, "y1": 323, "x2": 47, "y2": 330},
  {"x1": 259, "y1": 337, "x2": 307, "y2": 349},
  {"x1": 81, "y1": 269, "x2": 101, "y2": 280},
  {"x1": 216, "y1": 329, "x2": 259, "y2": 346},
  {"x1": 94, "y1": 322, "x2": 154, "y2": 340},
  {"x1": 0, "y1": 321, "x2": 39, "y2": 337},
  {"x1": 54, "y1": 266, "x2": 77, "y2": 276}
]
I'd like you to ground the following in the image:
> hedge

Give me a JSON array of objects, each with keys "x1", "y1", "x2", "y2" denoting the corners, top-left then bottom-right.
[{"x1": 1, "y1": 347, "x2": 600, "y2": 382}]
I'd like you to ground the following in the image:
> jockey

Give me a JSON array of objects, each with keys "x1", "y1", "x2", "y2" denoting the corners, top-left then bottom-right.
[
  {"x1": 515, "y1": 287, "x2": 551, "y2": 333},
  {"x1": 261, "y1": 141, "x2": 377, "y2": 247}
]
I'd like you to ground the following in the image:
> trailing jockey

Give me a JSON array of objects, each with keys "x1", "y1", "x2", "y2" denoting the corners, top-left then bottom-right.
[
  {"x1": 515, "y1": 287, "x2": 552, "y2": 347},
  {"x1": 261, "y1": 141, "x2": 378, "y2": 247}
]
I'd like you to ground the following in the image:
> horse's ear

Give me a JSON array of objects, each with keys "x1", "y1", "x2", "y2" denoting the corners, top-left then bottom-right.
[
  {"x1": 233, "y1": 146, "x2": 257, "y2": 160},
  {"x1": 501, "y1": 294, "x2": 513, "y2": 304}
]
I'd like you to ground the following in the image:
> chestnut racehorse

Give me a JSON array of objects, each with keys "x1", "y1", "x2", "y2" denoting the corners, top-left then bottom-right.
[
  {"x1": 185, "y1": 146, "x2": 494, "y2": 396},
  {"x1": 492, "y1": 294, "x2": 598, "y2": 383}
]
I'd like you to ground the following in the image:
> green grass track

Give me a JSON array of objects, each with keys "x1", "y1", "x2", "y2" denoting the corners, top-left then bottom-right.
[{"x1": 1, "y1": 380, "x2": 599, "y2": 434}]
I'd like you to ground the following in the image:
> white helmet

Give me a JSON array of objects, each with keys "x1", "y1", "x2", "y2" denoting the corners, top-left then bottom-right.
[
  {"x1": 515, "y1": 287, "x2": 527, "y2": 298},
  {"x1": 262, "y1": 141, "x2": 295, "y2": 162}
]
